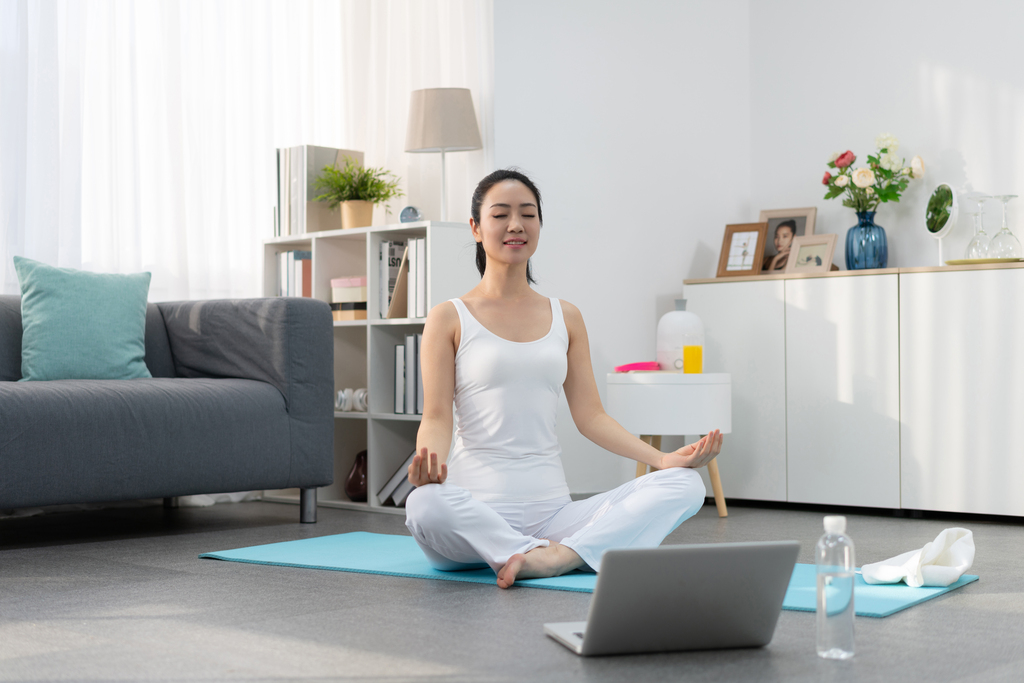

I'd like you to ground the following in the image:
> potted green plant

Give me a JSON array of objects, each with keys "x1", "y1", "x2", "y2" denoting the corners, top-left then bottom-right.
[{"x1": 312, "y1": 156, "x2": 403, "y2": 229}]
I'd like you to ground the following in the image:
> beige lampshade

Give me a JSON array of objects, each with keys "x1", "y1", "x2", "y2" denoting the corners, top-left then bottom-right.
[{"x1": 405, "y1": 88, "x2": 483, "y2": 153}]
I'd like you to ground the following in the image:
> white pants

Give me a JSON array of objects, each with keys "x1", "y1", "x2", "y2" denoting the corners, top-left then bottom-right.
[{"x1": 404, "y1": 466, "x2": 706, "y2": 574}]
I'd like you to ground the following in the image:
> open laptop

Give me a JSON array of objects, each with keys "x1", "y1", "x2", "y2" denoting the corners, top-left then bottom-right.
[{"x1": 544, "y1": 541, "x2": 800, "y2": 656}]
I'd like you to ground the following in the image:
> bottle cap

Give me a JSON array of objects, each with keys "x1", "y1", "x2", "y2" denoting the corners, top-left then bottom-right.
[{"x1": 823, "y1": 515, "x2": 846, "y2": 534}]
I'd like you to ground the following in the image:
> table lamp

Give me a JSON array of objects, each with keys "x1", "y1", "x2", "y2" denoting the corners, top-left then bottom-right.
[{"x1": 405, "y1": 88, "x2": 483, "y2": 221}]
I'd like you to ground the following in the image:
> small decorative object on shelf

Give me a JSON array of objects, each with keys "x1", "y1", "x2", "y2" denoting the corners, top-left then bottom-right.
[
  {"x1": 344, "y1": 450, "x2": 368, "y2": 502},
  {"x1": 924, "y1": 184, "x2": 959, "y2": 266},
  {"x1": 822, "y1": 134, "x2": 924, "y2": 269},
  {"x1": 400, "y1": 206, "x2": 422, "y2": 223},
  {"x1": 312, "y1": 156, "x2": 404, "y2": 229}
]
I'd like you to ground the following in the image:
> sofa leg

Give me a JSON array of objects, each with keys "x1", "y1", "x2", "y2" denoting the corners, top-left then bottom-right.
[
  {"x1": 163, "y1": 497, "x2": 179, "y2": 509},
  {"x1": 300, "y1": 488, "x2": 317, "y2": 523}
]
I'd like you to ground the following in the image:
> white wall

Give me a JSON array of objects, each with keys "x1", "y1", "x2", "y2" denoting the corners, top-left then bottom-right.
[
  {"x1": 494, "y1": 0, "x2": 752, "y2": 492},
  {"x1": 750, "y1": 0, "x2": 1024, "y2": 267}
]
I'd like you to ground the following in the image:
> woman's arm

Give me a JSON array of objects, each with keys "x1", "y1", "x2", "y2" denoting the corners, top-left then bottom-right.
[
  {"x1": 410, "y1": 302, "x2": 458, "y2": 486},
  {"x1": 560, "y1": 300, "x2": 723, "y2": 470}
]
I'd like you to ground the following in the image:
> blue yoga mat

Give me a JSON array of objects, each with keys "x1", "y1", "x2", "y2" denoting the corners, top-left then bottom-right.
[{"x1": 200, "y1": 531, "x2": 978, "y2": 618}]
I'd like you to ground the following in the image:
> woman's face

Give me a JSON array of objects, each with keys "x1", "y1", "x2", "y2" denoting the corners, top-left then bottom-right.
[
  {"x1": 775, "y1": 226, "x2": 795, "y2": 253},
  {"x1": 471, "y1": 180, "x2": 541, "y2": 269}
]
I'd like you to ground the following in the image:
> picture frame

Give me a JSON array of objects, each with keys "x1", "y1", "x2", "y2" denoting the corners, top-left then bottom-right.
[
  {"x1": 758, "y1": 207, "x2": 817, "y2": 272},
  {"x1": 716, "y1": 222, "x2": 769, "y2": 278},
  {"x1": 785, "y1": 233, "x2": 838, "y2": 274}
]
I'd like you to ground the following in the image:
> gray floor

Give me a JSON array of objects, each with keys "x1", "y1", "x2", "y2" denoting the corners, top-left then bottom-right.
[{"x1": 2, "y1": 499, "x2": 1022, "y2": 683}]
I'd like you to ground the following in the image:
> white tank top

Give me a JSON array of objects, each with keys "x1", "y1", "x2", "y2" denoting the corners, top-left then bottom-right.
[{"x1": 445, "y1": 297, "x2": 572, "y2": 502}]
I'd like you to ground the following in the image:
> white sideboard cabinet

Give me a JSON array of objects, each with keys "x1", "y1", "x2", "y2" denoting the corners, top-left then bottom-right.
[
  {"x1": 686, "y1": 280, "x2": 787, "y2": 502},
  {"x1": 900, "y1": 268, "x2": 1024, "y2": 517},
  {"x1": 784, "y1": 274, "x2": 900, "y2": 508},
  {"x1": 686, "y1": 263, "x2": 1024, "y2": 516}
]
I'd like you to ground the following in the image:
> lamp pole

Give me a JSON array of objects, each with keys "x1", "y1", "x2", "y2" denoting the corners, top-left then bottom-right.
[{"x1": 440, "y1": 149, "x2": 447, "y2": 222}]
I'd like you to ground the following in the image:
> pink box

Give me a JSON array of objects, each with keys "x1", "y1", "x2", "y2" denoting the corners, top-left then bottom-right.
[{"x1": 331, "y1": 276, "x2": 367, "y2": 288}]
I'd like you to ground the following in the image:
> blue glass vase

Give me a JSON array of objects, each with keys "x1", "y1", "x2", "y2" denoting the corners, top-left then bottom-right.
[{"x1": 845, "y1": 211, "x2": 887, "y2": 270}]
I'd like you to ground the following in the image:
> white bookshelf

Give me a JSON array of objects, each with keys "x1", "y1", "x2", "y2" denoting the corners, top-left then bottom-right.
[{"x1": 262, "y1": 221, "x2": 478, "y2": 515}]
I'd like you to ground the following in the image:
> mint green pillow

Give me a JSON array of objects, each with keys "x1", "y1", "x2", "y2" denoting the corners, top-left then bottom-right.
[{"x1": 14, "y1": 256, "x2": 152, "y2": 381}]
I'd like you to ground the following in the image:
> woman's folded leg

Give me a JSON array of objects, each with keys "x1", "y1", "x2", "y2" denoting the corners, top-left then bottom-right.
[
  {"x1": 404, "y1": 483, "x2": 549, "y2": 573},
  {"x1": 539, "y1": 467, "x2": 706, "y2": 572}
]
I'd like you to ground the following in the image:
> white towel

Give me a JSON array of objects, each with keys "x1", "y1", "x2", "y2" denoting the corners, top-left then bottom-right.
[{"x1": 861, "y1": 527, "x2": 975, "y2": 587}]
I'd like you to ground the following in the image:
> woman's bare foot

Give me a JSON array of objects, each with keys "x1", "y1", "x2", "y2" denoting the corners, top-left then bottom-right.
[{"x1": 496, "y1": 543, "x2": 584, "y2": 589}]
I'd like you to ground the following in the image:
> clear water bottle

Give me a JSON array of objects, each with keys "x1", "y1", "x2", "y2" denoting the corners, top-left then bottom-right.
[{"x1": 816, "y1": 515, "x2": 855, "y2": 659}]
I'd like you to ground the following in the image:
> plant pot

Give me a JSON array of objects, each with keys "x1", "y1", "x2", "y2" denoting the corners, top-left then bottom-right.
[
  {"x1": 340, "y1": 200, "x2": 374, "y2": 230},
  {"x1": 845, "y1": 211, "x2": 888, "y2": 270},
  {"x1": 344, "y1": 450, "x2": 368, "y2": 502}
]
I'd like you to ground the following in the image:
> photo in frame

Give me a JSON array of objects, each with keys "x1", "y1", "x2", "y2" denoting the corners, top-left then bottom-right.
[
  {"x1": 785, "y1": 234, "x2": 838, "y2": 274},
  {"x1": 716, "y1": 223, "x2": 769, "y2": 278},
  {"x1": 758, "y1": 207, "x2": 817, "y2": 272}
]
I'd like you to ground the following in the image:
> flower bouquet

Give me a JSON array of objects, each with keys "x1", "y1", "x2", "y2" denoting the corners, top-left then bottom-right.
[{"x1": 821, "y1": 134, "x2": 924, "y2": 269}]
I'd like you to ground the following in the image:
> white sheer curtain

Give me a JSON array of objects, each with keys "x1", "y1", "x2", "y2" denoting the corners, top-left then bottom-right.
[{"x1": 1, "y1": 0, "x2": 494, "y2": 300}]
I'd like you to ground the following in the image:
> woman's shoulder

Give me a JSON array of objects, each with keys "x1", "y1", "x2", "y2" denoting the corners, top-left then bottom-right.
[{"x1": 427, "y1": 299, "x2": 460, "y2": 323}]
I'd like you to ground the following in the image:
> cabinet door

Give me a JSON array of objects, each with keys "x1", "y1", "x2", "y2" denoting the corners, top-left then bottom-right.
[
  {"x1": 686, "y1": 280, "x2": 787, "y2": 502},
  {"x1": 785, "y1": 275, "x2": 900, "y2": 508},
  {"x1": 901, "y1": 269, "x2": 1024, "y2": 516}
]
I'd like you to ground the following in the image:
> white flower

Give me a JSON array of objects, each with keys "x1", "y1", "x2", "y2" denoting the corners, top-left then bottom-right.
[
  {"x1": 902, "y1": 167, "x2": 912, "y2": 175},
  {"x1": 880, "y1": 152, "x2": 902, "y2": 171},
  {"x1": 866, "y1": 187, "x2": 875, "y2": 195},
  {"x1": 829, "y1": 151, "x2": 841, "y2": 163},
  {"x1": 911, "y1": 155, "x2": 925, "y2": 178},
  {"x1": 876, "y1": 133, "x2": 899, "y2": 152},
  {"x1": 853, "y1": 167, "x2": 876, "y2": 188},
  {"x1": 835, "y1": 175, "x2": 850, "y2": 187}
]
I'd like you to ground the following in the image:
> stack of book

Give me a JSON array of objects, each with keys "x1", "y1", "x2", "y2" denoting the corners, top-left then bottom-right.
[
  {"x1": 277, "y1": 250, "x2": 311, "y2": 297},
  {"x1": 394, "y1": 334, "x2": 423, "y2": 415},
  {"x1": 330, "y1": 276, "x2": 367, "y2": 321},
  {"x1": 377, "y1": 449, "x2": 418, "y2": 507},
  {"x1": 275, "y1": 145, "x2": 363, "y2": 236},
  {"x1": 378, "y1": 237, "x2": 426, "y2": 319}
]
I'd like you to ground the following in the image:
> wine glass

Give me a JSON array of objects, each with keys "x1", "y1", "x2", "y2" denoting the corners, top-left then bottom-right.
[
  {"x1": 987, "y1": 195, "x2": 1022, "y2": 259},
  {"x1": 964, "y1": 192, "x2": 990, "y2": 259}
]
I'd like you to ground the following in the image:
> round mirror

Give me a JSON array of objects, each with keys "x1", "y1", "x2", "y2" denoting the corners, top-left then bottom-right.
[{"x1": 926, "y1": 183, "x2": 958, "y2": 239}]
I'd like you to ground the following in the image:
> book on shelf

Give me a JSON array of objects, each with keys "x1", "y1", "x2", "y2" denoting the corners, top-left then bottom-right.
[
  {"x1": 394, "y1": 344, "x2": 405, "y2": 413},
  {"x1": 407, "y1": 239, "x2": 418, "y2": 319},
  {"x1": 415, "y1": 237, "x2": 427, "y2": 318},
  {"x1": 403, "y1": 237, "x2": 427, "y2": 319},
  {"x1": 404, "y1": 334, "x2": 417, "y2": 415},
  {"x1": 277, "y1": 250, "x2": 311, "y2": 297},
  {"x1": 386, "y1": 245, "x2": 410, "y2": 319},
  {"x1": 415, "y1": 332, "x2": 424, "y2": 414},
  {"x1": 377, "y1": 449, "x2": 417, "y2": 505},
  {"x1": 274, "y1": 146, "x2": 363, "y2": 236},
  {"x1": 379, "y1": 240, "x2": 407, "y2": 318},
  {"x1": 392, "y1": 477, "x2": 416, "y2": 507}
]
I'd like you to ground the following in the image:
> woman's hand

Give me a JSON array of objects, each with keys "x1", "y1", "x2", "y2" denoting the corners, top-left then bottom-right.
[
  {"x1": 408, "y1": 447, "x2": 448, "y2": 487},
  {"x1": 658, "y1": 430, "x2": 723, "y2": 470}
]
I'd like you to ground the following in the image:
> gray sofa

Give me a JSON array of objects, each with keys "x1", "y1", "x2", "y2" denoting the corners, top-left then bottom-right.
[{"x1": 0, "y1": 296, "x2": 334, "y2": 523}]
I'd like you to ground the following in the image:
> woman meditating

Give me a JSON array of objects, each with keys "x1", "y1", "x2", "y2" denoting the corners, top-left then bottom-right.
[{"x1": 404, "y1": 169, "x2": 723, "y2": 589}]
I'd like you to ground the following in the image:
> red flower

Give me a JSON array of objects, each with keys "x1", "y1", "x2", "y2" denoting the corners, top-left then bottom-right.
[
  {"x1": 822, "y1": 171, "x2": 832, "y2": 185},
  {"x1": 835, "y1": 150, "x2": 856, "y2": 168}
]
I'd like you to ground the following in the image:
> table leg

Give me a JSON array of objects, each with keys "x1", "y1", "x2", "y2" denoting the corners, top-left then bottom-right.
[
  {"x1": 636, "y1": 435, "x2": 662, "y2": 477},
  {"x1": 707, "y1": 457, "x2": 728, "y2": 518}
]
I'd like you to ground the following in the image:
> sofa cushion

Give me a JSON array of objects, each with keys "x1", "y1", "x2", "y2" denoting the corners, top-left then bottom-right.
[
  {"x1": 0, "y1": 378, "x2": 292, "y2": 509},
  {"x1": 1, "y1": 296, "x2": 178, "y2": 380},
  {"x1": 13, "y1": 256, "x2": 152, "y2": 381}
]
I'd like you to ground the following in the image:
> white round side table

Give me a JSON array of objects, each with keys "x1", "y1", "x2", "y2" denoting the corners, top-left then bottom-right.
[{"x1": 606, "y1": 372, "x2": 732, "y2": 517}]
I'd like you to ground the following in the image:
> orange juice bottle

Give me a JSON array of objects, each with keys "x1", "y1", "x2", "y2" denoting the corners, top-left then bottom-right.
[{"x1": 682, "y1": 345, "x2": 703, "y2": 374}]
